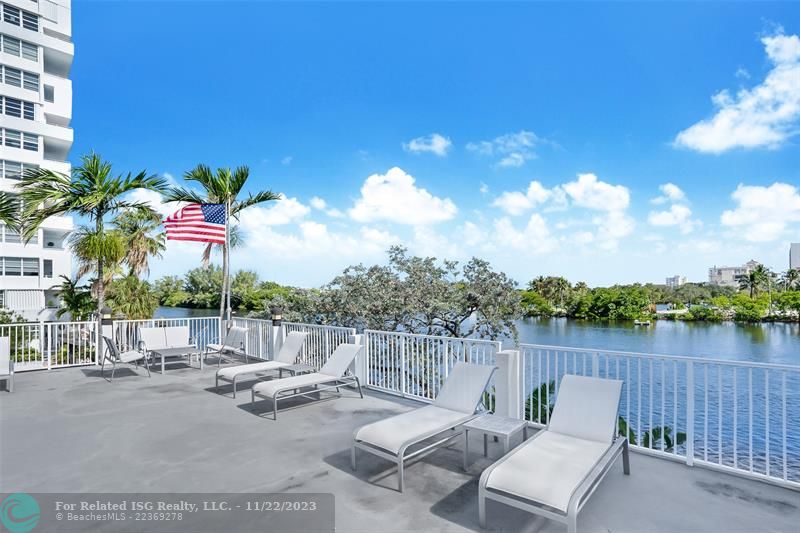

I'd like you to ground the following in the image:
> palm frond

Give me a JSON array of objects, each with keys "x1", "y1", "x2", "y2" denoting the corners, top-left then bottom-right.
[
  {"x1": 163, "y1": 186, "x2": 208, "y2": 206},
  {"x1": 0, "y1": 191, "x2": 19, "y2": 228},
  {"x1": 232, "y1": 190, "x2": 281, "y2": 216}
]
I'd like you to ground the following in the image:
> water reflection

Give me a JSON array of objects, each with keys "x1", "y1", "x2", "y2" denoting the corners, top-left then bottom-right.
[{"x1": 515, "y1": 318, "x2": 799, "y2": 364}]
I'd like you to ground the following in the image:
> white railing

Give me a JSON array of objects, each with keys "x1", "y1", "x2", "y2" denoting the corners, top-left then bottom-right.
[
  {"x1": 0, "y1": 320, "x2": 96, "y2": 370},
  {"x1": 283, "y1": 321, "x2": 356, "y2": 370},
  {"x1": 519, "y1": 344, "x2": 800, "y2": 489},
  {"x1": 113, "y1": 317, "x2": 220, "y2": 353},
  {"x1": 363, "y1": 330, "x2": 501, "y2": 402},
  {"x1": 231, "y1": 317, "x2": 274, "y2": 360}
]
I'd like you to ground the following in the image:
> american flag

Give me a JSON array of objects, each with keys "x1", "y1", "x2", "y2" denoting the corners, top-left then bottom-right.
[{"x1": 164, "y1": 203, "x2": 227, "y2": 244}]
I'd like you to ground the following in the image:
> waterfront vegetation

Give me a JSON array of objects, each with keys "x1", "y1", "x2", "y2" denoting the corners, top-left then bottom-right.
[{"x1": 520, "y1": 272, "x2": 800, "y2": 323}]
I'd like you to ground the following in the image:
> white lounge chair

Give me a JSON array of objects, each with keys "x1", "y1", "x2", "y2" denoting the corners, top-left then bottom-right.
[
  {"x1": 215, "y1": 331, "x2": 309, "y2": 397},
  {"x1": 101, "y1": 336, "x2": 150, "y2": 381},
  {"x1": 251, "y1": 342, "x2": 363, "y2": 419},
  {"x1": 0, "y1": 337, "x2": 13, "y2": 392},
  {"x1": 478, "y1": 374, "x2": 630, "y2": 533},
  {"x1": 205, "y1": 326, "x2": 248, "y2": 366},
  {"x1": 352, "y1": 362, "x2": 496, "y2": 492}
]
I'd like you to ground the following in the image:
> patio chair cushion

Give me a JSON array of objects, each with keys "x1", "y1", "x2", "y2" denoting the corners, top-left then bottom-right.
[
  {"x1": 484, "y1": 431, "x2": 609, "y2": 513},
  {"x1": 252, "y1": 372, "x2": 340, "y2": 398},
  {"x1": 432, "y1": 362, "x2": 496, "y2": 414},
  {"x1": 354, "y1": 405, "x2": 473, "y2": 454},
  {"x1": 547, "y1": 374, "x2": 622, "y2": 444},
  {"x1": 217, "y1": 360, "x2": 288, "y2": 380}
]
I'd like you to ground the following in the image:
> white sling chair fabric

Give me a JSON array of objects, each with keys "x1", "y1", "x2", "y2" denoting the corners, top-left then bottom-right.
[
  {"x1": 164, "y1": 326, "x2": 191, "y2": 348},
  {"x1": 352, "y1": 362, "x2": 496, "y2": 492},
  {"x1": 250, "y1": 343, "x2": 364, "y2": 419},
  {"x1": 480, "y1": 374, "x2": 629, "y2": 532},
  {"x1": 215, "y1": 332, "x2": 309, "y2": 397}
]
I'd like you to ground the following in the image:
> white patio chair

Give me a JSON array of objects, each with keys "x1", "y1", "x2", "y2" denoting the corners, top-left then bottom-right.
[
  {"x1": 205, "y1": 326, "x2": 248, "y2": 366},
  {"x1": 352, "y1": 362, "x2": 496, "y2": 492},
  {"x1": 215, "y1": 331, "x2": 309, "y2": 397},
  {"x1": 0, "y1": 337, "x2": 13, "y2": 392},
  {"x1": 251, "y1": 342, "x2": 363, "y2": 420},
  {"x1": 478, "y1": 374, "x2": 630, "y2": 533},
  {"x1": 101, "y1": 336, "x2": 150, "y2": 381}
]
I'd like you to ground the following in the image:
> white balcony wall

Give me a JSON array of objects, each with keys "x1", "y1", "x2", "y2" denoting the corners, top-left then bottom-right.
[{"x1": 42, "y1": 73, "x2": 71, "y2": 123}]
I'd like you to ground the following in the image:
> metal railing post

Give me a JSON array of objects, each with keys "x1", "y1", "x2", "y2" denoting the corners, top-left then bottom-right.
[
  {"x1": 592, "y1": 352, "x2": 599, "y2": 377},
  {"x1": 400, "y1": 338, "x2": 407, "y2": 396},
  {"x1": 686, "y1": 360, "x2": 695, "y2": 466}
]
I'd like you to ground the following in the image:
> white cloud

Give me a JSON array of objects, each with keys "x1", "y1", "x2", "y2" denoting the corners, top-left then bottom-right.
[
  {"x1": 466, "y1": 130, "x2": 545, "y2": 167},
  {"x1": 479, "y1": 182, "x2": 489, "y2": 195},
  {"x1": 281, "y1": 156, "x2": 293, "y2": 166},
  {"x1": 127, "y1": 189, "x2": 177, "y2": 217},
  {"x1": 309, "y1": 196, "x2": 344, "y2": 218},
  {"x1": 492, "y1": 214, "x2": 558, "y2": 252},
  {"x1": 735, "y1": 67, "x2": 751, "y2": 80},
  {"x1": 349, "y1": 167, "x2": 457, "y2": 225},
  {"x1": 309, "y1": 196, "x2": 327, "y2": 210},
  {"x1": 411, "y1": 226, "x2": 462, "y2": 257},
  {"x1": 720, "y1": 182, "x2": 800, "y2": 241},
  {"x1": 562, "y1": 173, "x2": 630, "y2": 212},
  {"x1": 492, "y1": 181, "x2": 552, "y2": 215},
  {"x1": 648, "y1": 204, "x2": 697, "y2": 234},
  {"x1": 461, "y1": 221, "x2": 490, "y2": 247},
  {"x1": 675, "y1": 31, "x2": 800, "y2": 153},
  {"x1": 403, "y1": 133, "x2": 452, "y2": 157},
  {"x1": 594, "y1": 211, "x2": 635, "y2": 250},
  {"x1": 244, "y1": 196, "x2": 310, "y2": 226},
  {"x1": 651, "y1": 182, "x2": 687, "y2": 204}
]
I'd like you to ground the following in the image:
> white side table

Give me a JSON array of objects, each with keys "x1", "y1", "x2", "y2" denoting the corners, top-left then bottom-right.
[{"x1": 463, "y1": 414, "x2": 529, "y2": 470}]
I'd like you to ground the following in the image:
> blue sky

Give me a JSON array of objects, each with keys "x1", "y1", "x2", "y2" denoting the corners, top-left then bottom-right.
[{"x1": 70, "y1": 1, "x2": 800, "y2": 287}]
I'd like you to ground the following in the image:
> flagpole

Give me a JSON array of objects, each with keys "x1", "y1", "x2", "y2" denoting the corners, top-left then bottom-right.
[{"x1": 224, "y1": 199, "x2": 232, "y2": 326}]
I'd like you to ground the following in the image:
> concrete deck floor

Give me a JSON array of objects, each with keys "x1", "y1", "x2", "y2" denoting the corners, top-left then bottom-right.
[{"x1": 1, "y1": 362, "x2": 799, "y2": 533}]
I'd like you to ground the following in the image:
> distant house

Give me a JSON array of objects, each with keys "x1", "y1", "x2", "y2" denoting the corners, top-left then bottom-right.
[
  {"x1": 708, "y1": 260, "x2": 760, "y2": 287},
  {"x1": 665, "y1": 275, "x2": 687, "y2": 289}
]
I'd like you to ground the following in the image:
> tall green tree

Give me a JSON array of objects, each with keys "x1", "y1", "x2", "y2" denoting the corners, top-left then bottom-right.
[
  {"x1": 16, "y1": 153, "x2": 165, "y2": 331},
  {"x1": 112, "y1": 209, "x2": 166, "y2": 277},
  {"x1": 738, "y1": 264, "x2": 769, "y2": 298},
  {"x1": 781, "y1": 269, "x2": 800, "y2": 291},
  {"x1": 55, "y1": 275, "x2": 96, "y2": 321},
  {"x1": 163, "y1": 165, "x2": 279, "y2": 320}
]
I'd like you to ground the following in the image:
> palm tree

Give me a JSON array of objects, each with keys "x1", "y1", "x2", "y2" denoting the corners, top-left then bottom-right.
[
  {"x1": 781, "y1": 269, "x2": 800, "y2": 291},
  {"x1": 16, "y1": 153, "x2": 165, "y2": 331},
  {"x1": 55, "y1": 275, "x2": 96, "y2": 321},
  {"x1": 163, "y1": 165, "x2": 279, "y2": 320},
  {"x1": 0, "y1": 191, "x2": 17, "y2": 227},
  {"x1": 112, "y1": 209, "x2": 166, "y2": 277},
  {"x1": 738, "y1": 264, "x2": 769, "y2": 298}
]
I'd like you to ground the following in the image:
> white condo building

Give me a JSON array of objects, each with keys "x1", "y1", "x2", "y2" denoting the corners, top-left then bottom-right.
[
  {"x1": 0, "y1": 0, "x2": 73, "y2": 320},
  {"x1": 791, "y1": 243, "x2": 800, "y2": 271}
]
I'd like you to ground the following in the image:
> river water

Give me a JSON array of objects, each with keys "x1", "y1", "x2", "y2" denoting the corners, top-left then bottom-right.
[{"x1": 156, "y1": 307, "x2": 799, "y2": 365}]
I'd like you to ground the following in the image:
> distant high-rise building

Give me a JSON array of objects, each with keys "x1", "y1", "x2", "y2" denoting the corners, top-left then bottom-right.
[
  {"x1": 0, "y1": 0, "x2": 74, "y2": 320},
  {"x1": 708, "y1": 260, "x2": 760, "y2": 287},
  {"x1": 665, "y1": 275, "x2": 687, "y2": 289},
  {"x1": 791, "y1": 243, "x2": 800, "y2": 271}
]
